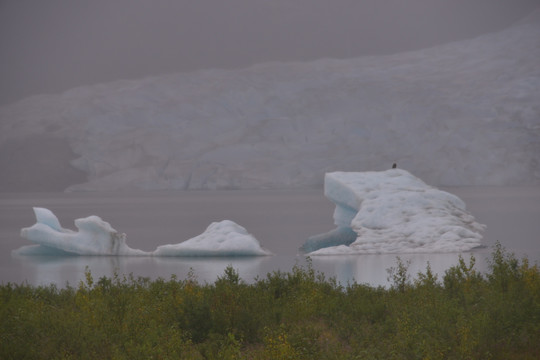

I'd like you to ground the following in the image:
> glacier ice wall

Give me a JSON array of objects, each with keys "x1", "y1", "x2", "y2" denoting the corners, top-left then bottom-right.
[
  {"x1": 303, "y1": 170, "x2": 486, "y2": 255},
  {"x1": 1, "y1": 12, "x2": 539, "y2": 191}
]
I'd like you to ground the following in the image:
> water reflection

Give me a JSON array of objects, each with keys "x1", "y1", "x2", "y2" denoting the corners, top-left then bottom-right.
[
  {"x1": 311, "y1": 249, "x2": 492, "y2": 287},
  {"x1": 12, "y1": 248, "x2": 497, "y2": 289},
  {"x1": 12, "y1": 254, "x2": 272, "y2": 287}
]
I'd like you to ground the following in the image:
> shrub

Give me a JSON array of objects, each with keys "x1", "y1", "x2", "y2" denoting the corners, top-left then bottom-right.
[{"x1": 1, "y1": 245, "x2": 539, "y2": 359}]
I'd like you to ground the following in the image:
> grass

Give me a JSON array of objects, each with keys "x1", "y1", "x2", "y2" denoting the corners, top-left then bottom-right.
[{"x1": 1, "y1": 242, "x2": 539, "y2": 359}]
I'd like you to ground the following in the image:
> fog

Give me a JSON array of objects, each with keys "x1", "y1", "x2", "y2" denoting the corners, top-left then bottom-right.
[
  {"x1": 1, "y1": 1, "x2": 539, "y2": 192},
  {"x1": 1, "y1": 4, "x2": 540, "y2": 192},
  {"x1": 1, "y1": 0, "x2": 540, "y2": 105}
]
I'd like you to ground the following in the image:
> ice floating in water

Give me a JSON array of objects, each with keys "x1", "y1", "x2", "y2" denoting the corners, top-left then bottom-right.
[
  {"x1": 18, "y1": 207, "x2": 148, "y2": 256},
  {"x1": 17, "y1": 208, "x2": 270, "y2": 257},
  {"x1": 303, "y1": 169, "x2": 485, "y2": 255},
  {"x1": 154, "y1": 220, "x2": 272, "y2": 257}
]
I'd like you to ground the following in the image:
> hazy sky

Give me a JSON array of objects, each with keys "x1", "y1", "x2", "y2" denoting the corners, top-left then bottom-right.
[{"x1": 1, "y1": 0, "x2": 539, "y2": 105}]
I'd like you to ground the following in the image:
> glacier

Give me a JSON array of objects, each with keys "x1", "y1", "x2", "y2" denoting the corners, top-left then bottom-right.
[
  {"x1": 1, "y1": 9, "x2": 539, "y2": 192},
  {"x1": 302, "y1": 169, "x2": 486, "y2": 255},
  {"x1": 16, "y1": 207, "x2": 271, "y2": 257}
]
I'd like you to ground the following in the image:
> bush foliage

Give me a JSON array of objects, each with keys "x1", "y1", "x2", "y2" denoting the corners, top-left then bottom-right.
[{"x1": 1, "y1": 243, "x2": 539, "y2": 359}]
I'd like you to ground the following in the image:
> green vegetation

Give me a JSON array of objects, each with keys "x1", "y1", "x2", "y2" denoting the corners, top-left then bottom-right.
[{"x1": 1, "y1": 243, "x2": 539, "y2": 359}]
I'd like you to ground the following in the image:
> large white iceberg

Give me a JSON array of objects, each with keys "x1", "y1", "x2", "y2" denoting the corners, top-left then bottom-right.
[
  {"x1": 16, "y1": 208, "x2": 271, "y2": 257},
  {"x1": 154, "y1": 220, "x2": 272, "y2": 256},
  {"x1": 303, "y1": 169, "x2": 485, "y2": 255}
]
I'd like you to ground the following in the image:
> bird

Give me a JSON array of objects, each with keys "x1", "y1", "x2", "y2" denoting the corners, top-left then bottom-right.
[{"x1": 392, "y1": 163, "x2": 397, "y2": 169}]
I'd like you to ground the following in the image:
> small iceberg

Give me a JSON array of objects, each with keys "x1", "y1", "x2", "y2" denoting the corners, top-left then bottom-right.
[
  {"x1": 153, "y1": 220, "x2": 272, "y2": 257},
  {"x1": 18, "y1": 207, "x2": 147, "y2": 256},
  {"x1": 303, "y1": 169, "x2": 486, "y2": 255},
  {"x1": 16, "y1": 207, "x2": 271, "y2": 257}
]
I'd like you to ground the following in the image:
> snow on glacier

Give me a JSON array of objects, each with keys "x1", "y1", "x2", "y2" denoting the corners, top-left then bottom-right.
[
  {"x1": 153, "y1": 220, "x2": 272, "y2": 256},
  {"x1": 303, "y1": 169, "x2": 486, "y2": 255},
  {"x1": 16, "y1": 208, "x2": 271, "y2": 257},
  {"x1": 1, "y1": 10, "x2": 539, "y2": 191}
]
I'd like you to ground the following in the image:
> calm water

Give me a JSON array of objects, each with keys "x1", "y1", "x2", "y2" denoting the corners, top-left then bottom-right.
[{"x1": 1, "y1": 187, "x2": 539, "y2": 287}]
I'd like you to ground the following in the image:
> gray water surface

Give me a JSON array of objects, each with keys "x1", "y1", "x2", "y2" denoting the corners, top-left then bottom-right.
[{"x1": 1, "y1": 187, "x2": 539, "y2": 287}]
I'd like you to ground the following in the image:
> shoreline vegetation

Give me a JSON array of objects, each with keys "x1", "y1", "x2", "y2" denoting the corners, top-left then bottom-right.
[{"x1": 1, "y1": 243, "x2": 539, "y2": 359}]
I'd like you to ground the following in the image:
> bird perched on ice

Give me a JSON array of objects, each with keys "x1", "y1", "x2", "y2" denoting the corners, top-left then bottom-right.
[{"x1": 392, "y1": 163, "x2": 397, "y2": 169}]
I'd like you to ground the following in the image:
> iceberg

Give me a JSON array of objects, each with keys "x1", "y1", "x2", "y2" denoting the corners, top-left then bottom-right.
[
  {"x1": 303, "y1": 169, "x2": 485, "y2": 255},
  {"x1": 16, "y1": 208, "x2": 271, "y2": 257},
  {"x1": 18, "y1": 207, "x2": 148, "y2": 256},
  {"x1": 153, "y1": 220, "x2": 272, "y2": 257}
]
